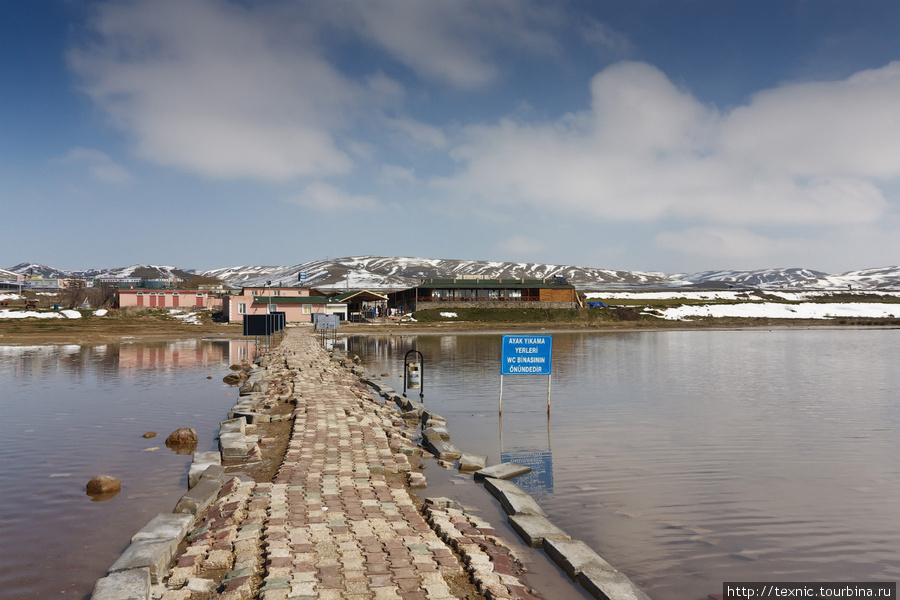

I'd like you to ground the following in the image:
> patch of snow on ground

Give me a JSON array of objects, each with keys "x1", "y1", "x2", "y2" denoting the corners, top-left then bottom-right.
[
  {"x1": 0, "y1": 293, "x2": 23, "y2": 300},
  {"x1": 169, "y1": 309, "x2": 201, "y2": 325},
  {"x1": 0, "y1": 309, "x2": 63, "y2": 319},
  {"x1": 440, "y1": 312, "x2": 458, "y2": 318},
  {"x1": 93, "y1": 309, "x2": 108, "y2": 316},
  {"x1": 60, "y1": 310, "x2": 82, "y2": 319},
  {"x1": 648, "y1": 302, "x2": 899, "y2": 320}
]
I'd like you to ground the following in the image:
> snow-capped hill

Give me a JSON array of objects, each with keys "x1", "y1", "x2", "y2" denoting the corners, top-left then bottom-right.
[
  {"x1": 681, "y1": 268, "x2": 830, "y2": 288},
  {"x1": 678, "y1": 266, "x2": 900, "y2": 289},
  {"x1": 7, "y1": 263, "x2": 193, "y2": 281},
  {"x1": 235, "y1": 256, "x2": 673, "y2": 291},
  {"x1": 200, "y1": 265, "x2": 288, "y2": 284},
  {"x1": 87, "y1": 265, "x2": 192, "y2": 280},
  {"x1": 819, "y1": 266, "x2": 900, "y2": 289},
  {"x1": 7, "y1": 263, "x2": 73, "y2": 279}
]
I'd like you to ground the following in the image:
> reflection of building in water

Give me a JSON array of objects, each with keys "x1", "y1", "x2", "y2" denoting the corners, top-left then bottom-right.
[
  {"x1": 116, "y1": 340, "x2": 255, "y2": 373},
  {"x1": 501, "y1": 448, "x2": 554, "y2": 495},
  {"x1": 1, "y1": 340, "x2": 255, "y2": 380},
  {"x1": 118, "y1": 340, "x2": 224, "y2": 372}
]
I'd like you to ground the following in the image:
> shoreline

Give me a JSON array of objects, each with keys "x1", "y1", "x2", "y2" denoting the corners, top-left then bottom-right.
[{"x1": 3, "y1": 316, "x2": 898, "y2": 346}]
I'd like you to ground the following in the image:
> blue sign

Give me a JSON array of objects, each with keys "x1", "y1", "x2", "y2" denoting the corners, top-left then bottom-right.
[{"x1": 501, "y1": 335, "x2": 553, "y2": 375}]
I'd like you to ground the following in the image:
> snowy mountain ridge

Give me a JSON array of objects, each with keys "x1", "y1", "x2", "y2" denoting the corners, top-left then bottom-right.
[{"x1": 7, "y1": 257, "x2": 900, "y2": 290}]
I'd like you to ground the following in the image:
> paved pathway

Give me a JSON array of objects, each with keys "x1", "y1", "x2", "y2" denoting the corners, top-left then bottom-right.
[{"x1": 157, "y1": 329, "x2": 541, "y2": 600}]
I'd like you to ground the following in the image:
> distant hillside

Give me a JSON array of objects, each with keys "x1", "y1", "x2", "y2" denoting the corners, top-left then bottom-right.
[
  {"x1": 8, "y1": 258, "x2": 900, "y2": 291},
  {"x1": 223, "y1": 256, "x2": 674, "y2": 291}
]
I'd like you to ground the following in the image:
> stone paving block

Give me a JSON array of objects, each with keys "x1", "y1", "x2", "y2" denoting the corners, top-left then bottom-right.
[
  {"x1": 576, "y1": 564, "x2": 652, "y2": 600},
  {"x1": 130, "y1": 513, "x2": 194, "y2": 544},
  {"x1": 109, "y1": 539, "x2": 178, "y2": 583},
  {"x1": 542, "y1": 538, "x2": 615, "y2": 578},
  {"x1": 507, "y1": 514, "x2": 570, "y2": 548},
  {"x1": 474, "y1": 462, "x2": 532, "y2": 480},
  {"x1": 90, "y1": 568, "x2": 151, "y2": 600}
]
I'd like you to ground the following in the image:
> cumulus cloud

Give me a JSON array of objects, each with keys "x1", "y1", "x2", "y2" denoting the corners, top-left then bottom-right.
[
  {"x1": 58, "y1": 147, "x2": 131, "y2": 183},
  {"x1": 66, "y1": 0, "x2": 571, "y2": 183},
  {"x1": 321, "y1": 0, "x2": 563, "y2": 88},
  {"x1": 444, "y1": 60, "x2": 899, "y2": 229},
  {"x1": 68, "y1": 0, "x2": 358, "y2": 182},
  {"x1": 287, "y1": 182, "x2": 379, "y2": 212}
]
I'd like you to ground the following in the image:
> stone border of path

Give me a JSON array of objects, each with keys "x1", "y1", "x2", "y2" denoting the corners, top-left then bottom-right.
[
  {"x1": 342, "y1": 349, "x2": 653, "y2": 600},
  {"x1": 89, "y1": 359, "x2": 289, "y2": 599}
]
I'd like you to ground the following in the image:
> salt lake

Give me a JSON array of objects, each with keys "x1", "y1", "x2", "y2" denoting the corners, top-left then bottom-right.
[{"x1": 345, "y1": 328, "x2": 900, "y2": 599}]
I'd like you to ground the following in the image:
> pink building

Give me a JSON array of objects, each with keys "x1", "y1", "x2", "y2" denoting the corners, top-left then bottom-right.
[
  {"x1": 118, "y1": 289, "x2": 219, "y2": 309},
  {"x1": 222, "y1": 287, "x2": 345, "y2": 324}
]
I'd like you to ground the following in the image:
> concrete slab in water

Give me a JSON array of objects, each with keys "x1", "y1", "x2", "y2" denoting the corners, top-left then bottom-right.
[
  {"x1": 423, "y1": 426, "x2": 451, "y2": 443},
  {"x1": 173, "y1": 478, "x2": 221, "y2": 515},
  {"x1": 427, "y1": 440, "x2": 461, "y2": 461},
  {"x1": 130, "y1": 513, "x2": 194, "y2": 544},
  {"x1": 91, "y1": 568, "x2": 150, "y2": 600},
  {"x1": 508, "y1": 514, "x2": 570, "y2": 547},
  {"x1": 483, "y1": 479, "x2": 546, "y2": 516},
  {"x1": 542, "y1": 538, "x2": 615, "y2": 577},
  {"x1": 458, "y1": 453, "x2": 487, "y2": 472},
  {"x1": 108, "y1": 539, "x2": 177, "y2": 583},
  {"x1": 188, "y1": 451, "x2": 221, "y2": 488},
  {"x1": 474, "y1": 462, "x2": 532, "y2": 480},
  {"x1": 576, "y1": 564, "x2": 652, "y2": 600}
]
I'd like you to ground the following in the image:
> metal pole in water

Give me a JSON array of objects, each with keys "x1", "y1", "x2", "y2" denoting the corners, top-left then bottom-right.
[
  {"x1": 547, "y1": 374, "x2": 552, "y2": 414},
  {"x1": 499, "y1": 374, "x2": 503, "y2": 414}
]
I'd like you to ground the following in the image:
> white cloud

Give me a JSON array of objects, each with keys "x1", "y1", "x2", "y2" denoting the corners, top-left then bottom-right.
[
  {"x1": 443, "y1": 60, "x2": 899, "y2": 232},
  {"x1": 325, "y1": 0, "x2": 563, "y2": 88},
  {"x1": 58, "y1": 147, "x2": 131, "y2": 183},
  {"x1": 69, "y1": 0, "x2": 357, "y2": 182},
  {"x1": 287, "y1": 182, "x2": 379, "y2": 212},
  {"x1": 66, "y1": 0, "x2": 572, "y2": 184}
]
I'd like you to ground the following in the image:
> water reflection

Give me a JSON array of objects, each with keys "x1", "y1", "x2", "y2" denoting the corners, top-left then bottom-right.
[
  {"x1": 0, "y1": 339, "x2": 247, "y2": 600},
  {"x1": 348, "y1": 330, "x2": 900, "y2": 600}
]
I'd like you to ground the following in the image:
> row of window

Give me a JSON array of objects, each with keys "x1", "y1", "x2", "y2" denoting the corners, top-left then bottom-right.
[
  {"x1": 429, "y1": 289, "x2": 523, "y2": 300},
  {"x1": 236, "y1": 303, "x2": 312, "y2": 315},
  {"x1": 135, "y1": 292, "x2": 204, "y2": 296}
]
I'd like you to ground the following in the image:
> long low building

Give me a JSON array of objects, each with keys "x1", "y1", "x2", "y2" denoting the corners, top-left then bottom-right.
[
  {"x1": 222, "y1": 287, "x2": 347, "y2": 323},
  {"x1": 388, "y1": 277, "x2": 577, "y2": 311},
  {"x1": 118, "y1": 289, "x2": 219, "y2": 310}
]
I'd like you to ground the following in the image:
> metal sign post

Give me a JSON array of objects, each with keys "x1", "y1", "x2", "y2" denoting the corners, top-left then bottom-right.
[{"x1": 499, "y1": 335, "x2": 553, "y2": 414}]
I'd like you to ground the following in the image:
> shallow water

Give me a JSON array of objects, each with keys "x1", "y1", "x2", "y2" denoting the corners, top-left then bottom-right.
[
  {"x1": 0, "y1": 340, "x2": 250, "y2": 599},
  {"x1": 346, "y1": 329, "x2": 900, "y2": 599}
]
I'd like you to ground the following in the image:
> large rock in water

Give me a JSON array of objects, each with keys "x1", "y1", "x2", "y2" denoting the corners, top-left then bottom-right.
[
  {"x1": 166, "y1": 428, "x2": 198, "y2": 445},
  {"x1": 86, "y1": 475, "x2": 121, "y2": 495},
  {"x1": 166, "y1": 428, "x2": 198, "y2": 454}
]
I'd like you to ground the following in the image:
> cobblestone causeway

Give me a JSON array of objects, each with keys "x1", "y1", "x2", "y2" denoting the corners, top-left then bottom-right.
[{"x1": 155, "y1": 329, "x2": 542, "y2": 600}]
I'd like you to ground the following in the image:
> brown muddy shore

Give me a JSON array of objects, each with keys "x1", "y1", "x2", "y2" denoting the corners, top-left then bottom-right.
[{"x1": 0, "y1": 314, "x2": 888, "y2": 346}]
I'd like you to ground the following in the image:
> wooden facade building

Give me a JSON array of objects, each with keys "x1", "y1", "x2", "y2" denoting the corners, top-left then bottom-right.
[{"x1": 388, "y1": 277, "x2": 577, "y2": 311}]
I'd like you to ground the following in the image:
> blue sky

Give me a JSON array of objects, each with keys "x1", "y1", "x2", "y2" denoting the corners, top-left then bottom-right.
[{"x1": 3, "y1": 0, "x2": 900, "y2": 274}]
